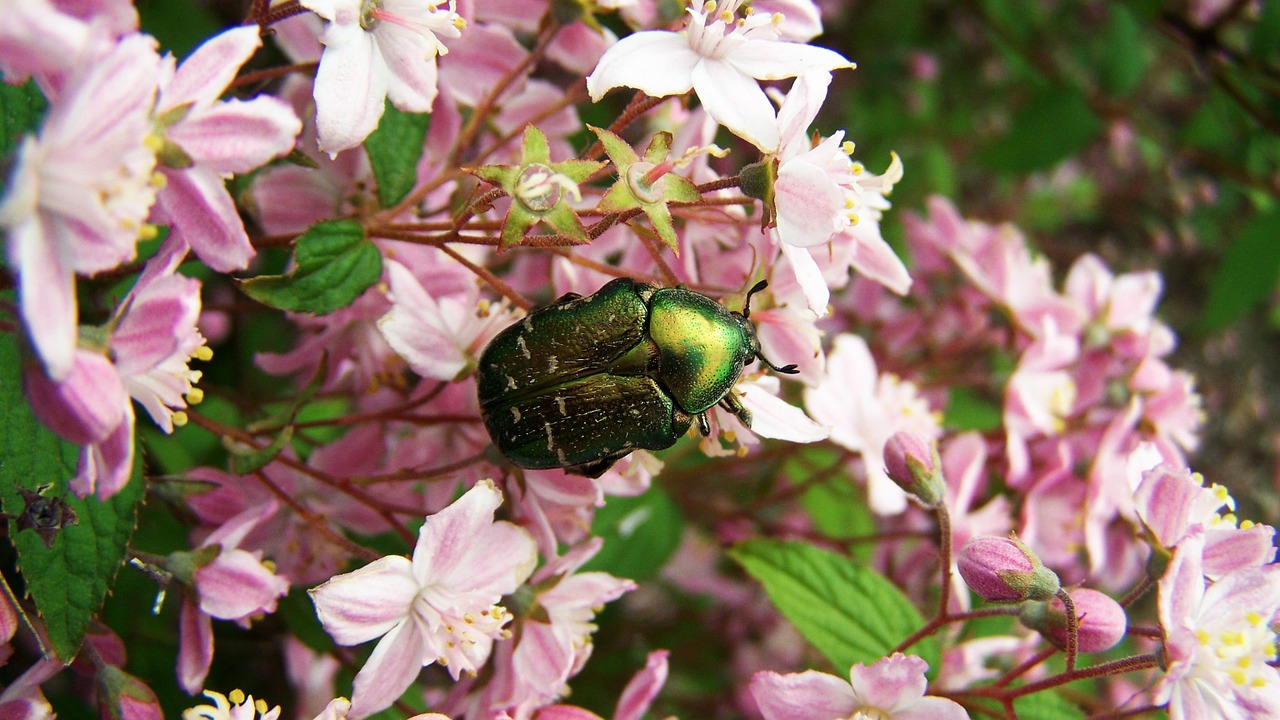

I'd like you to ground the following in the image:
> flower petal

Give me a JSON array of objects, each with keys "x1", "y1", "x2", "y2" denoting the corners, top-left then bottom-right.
[
  {"x1": 347, "y1": 619, "x2": 428, "y2": 720},
  {"x1": 586, "y1": 30, "x2": 698, "y2": 101},
  {"x1": 310, "y1": 555, "x2": 419, "y2": 645},
  {"x1": 725, "y1": 40, "x2": 852, "y2": 81},
  {"x1": 162, "y1": 26, "x2": 262, "y2": 110},
  {"x1": 749, "y1": 669, "x2": 857, "y2": 720},
  {"x1": 169, "y1": 97, "x2": 301, "y2": 175},
  {"x1": 690, "y1": 59, "x2": 779, "y2": 151},
  {"x1": 156, "y1": 166, "x2": 255, "y2": 272},
  {"x1": 313, "y1": 24, "x2": 387, "y2": 156}
]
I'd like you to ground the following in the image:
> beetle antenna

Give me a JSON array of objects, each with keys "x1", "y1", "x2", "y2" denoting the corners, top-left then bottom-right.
[
  {"x1": 757, "y1": 351, "x2": 799, "y2": 375},
  {"x1": 743, "y1": 280, "x2": 769, "y2": 319}
]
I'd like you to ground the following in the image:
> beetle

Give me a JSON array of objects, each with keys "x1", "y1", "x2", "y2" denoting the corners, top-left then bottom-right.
[{"x1": 476, "y1": 278, "x2": 797, "y2": 478}]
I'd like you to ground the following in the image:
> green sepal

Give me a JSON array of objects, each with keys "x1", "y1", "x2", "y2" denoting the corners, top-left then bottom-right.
[
  {"x1": 589, "y1": 125, "x2": 701, "y2": 252},
  {"x1": 470, "y1": 125, "x2": 603, "y2": 251},
  {"x1": 739, "y1": 157, "x2": 778, "y2": 228},
  {"x1": 540, "y1": 203, "x2": 592, "y2": 244}
]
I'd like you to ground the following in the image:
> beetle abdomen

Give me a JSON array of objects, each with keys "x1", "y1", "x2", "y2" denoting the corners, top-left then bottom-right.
[
  {"x1": 477, "y1": 277, "x2": 651, "y2": 409},
  {"x1": 480, "y1": 374, "x2": 691, "y2": 472}
]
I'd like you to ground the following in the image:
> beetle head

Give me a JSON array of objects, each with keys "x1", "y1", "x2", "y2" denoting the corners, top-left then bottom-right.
[{"x1": 740, "y1": 280, "x2": 800, "y2": 375}]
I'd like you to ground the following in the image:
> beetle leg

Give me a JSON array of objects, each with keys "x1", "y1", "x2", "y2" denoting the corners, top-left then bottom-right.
[
  {"x1": 696, "y1": 412, "x2": 712, "y2": 437},
  {"x1": 720, "y1": 393, "x2": 752, "y2": 428}
]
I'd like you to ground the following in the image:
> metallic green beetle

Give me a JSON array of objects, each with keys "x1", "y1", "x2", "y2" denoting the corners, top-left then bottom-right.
[{"x1": 476, "y1": 278, "x2": 797, "y2": 478}]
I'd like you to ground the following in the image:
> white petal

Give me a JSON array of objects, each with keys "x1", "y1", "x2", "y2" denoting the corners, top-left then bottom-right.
[
  {"x1": 586, "y1": 30, "x2": 698, "y2": 101},
  {"x1": 726, "y1": 40, "x2": 852, "y2": 81},
  {"x1": 738, "y1": 378, "x2": 828, "y2": 442},
  {"x1": 313, "y1": 26, "x2": 387, "y2": 156},
  {"x1": 690, "y1": 60, "x2": 779, "y2": 151}
]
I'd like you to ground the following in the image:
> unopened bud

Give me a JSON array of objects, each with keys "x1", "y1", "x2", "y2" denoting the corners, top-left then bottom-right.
[
  {"x1": 1019, "y1": 588, "x2": 1127, "y2": 653},
  {"x1": 957, "y1": 534, "x2": 1060, "y2": 603},
  {"x1": 98, "y1": 666, "x2": 163, "y2": 720},
  {"x1": 883, "y1": 432, "x2": 945, "y2": 507}
]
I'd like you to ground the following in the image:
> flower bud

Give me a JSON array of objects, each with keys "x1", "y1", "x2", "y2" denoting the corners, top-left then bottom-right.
[
  {"x1": 883, "y1": 432, "x2": 945, "y2": 507},
  {"x1": 957, "y1": 535, "x2": 1060, "y2": 603},
  {"x1": 1019, "y1": 588, "x2": 1127, "y2": 653},
  {"x1": 97, "y1": 666, "x2": 163, "y2": 720}
]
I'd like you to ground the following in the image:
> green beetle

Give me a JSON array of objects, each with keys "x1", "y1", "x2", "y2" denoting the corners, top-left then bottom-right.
[{"x1": 476, "y1": 278, "x2": 797, "y2": 478}]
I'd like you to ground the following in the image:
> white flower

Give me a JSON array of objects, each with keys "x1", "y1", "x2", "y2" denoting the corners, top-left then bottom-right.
[
  {"x1": 587, "y1": 0, "x2": 851, "y2": 151},
  {"x1": 300, "y1": 0, "x2": 464, "y2": 155}
]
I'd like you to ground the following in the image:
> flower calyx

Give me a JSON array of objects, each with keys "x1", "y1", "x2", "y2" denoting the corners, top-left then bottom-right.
[
  {"x1": 469, "y1": 125, "x2": 604, "y2": 251},
  {"x1": 591, "y1": 126, "x2": 701, "y2": 253}
]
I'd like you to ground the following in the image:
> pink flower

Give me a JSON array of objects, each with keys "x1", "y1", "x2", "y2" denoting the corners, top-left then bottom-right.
[
  {"x1": 377, "y1": 259, "x2": 519, "y2": 381},
  {"x1": 509, "y1": 540, "x2": 636, "y2": 709},
  {"x1": 535, "y1": 650, "x2": 669, "y2": 720},
  {"x1": 750, "y1": 653, "x2": 969, "y2": 720},
  {"x1": 770, "y1": 75, "x2": 908, "y2": 303},
  {"x1": 0, "y1": 32, "x2": 163, "y2": 380},
  {"x1": 178, "y1": 502, "x2": 291, "y2": 694},
  {"x1": 22, "y1": 239, "x2": 208, "y2": 499},
  {"x1": 152, "y1": 26, "x2": 302, "y2": 272},
  {"x1": 1154, "y1": 531, "x2": 1280, "y2": 719},
  {"x1": 1134, "y1": 464, "x2": 1276, "y2": 578},
  {"x1": 586, "y1": 0, "x2": 851, "y2": 150},
  {"x1": 309, "y1": 480, "x2": 537, "y2": 719},
  {"x1": 804, "y1": 334, "x2": 940, "y2": 515},
  {"x1": 300, "y1": 0, "x2": 464, "y2": 155},
  {"x1": 0, "y1": 0, "x2": 137, "y2": 97},
  {"x1": 1019, "y1": 587, "x2": 1127, "y2": 653}
]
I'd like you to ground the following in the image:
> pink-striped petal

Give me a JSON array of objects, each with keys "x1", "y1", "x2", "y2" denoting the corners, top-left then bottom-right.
[{"x1": 310, "y1": 555, "x2": 418, "y2": 645}]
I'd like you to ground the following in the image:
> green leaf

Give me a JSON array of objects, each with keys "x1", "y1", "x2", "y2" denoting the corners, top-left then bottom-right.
[
  {"x1": 1252, "y1": 0, "x2": 1280, "y2": 61},
  {"x1": 730, "y1": 539, "x2": 940, "y2": 674},
  {"x1": 136, "y1": 0, "x2": 223, "y2": 57},
  {"x1": 979, "y1": 88, "x2": 1102, "y2": 172},
  {"x1": 0, "y1": 80, "x2": 45, "y2": 153},
  {"x1": 365, "y1": 101, "x2": 430, "y2": 208},
  {"x1": 0, "y1": 80, "x2": 47, "y2": 197},
  {"x1": 1012, "y1": 690, "x2": 1086, "y2": 720},
  {"x1": 0, "y1": 329, "x2": 144, "y2": 661},
  {"x1": 239, "y1": 220, "x2": 382, "y2": 314},
  {"x1": 944, "y1": 386, "x2": 1003, "y2": 431},
  {"x1": 581, "y1": 486, "x2": 683, "y2": 581},
  {"x1": 1199, "y1": 206, "x2": 1280, "y2": 332},
  {"x1": 1098, "y1": 5, "x2": 1147, "y2": 96}
]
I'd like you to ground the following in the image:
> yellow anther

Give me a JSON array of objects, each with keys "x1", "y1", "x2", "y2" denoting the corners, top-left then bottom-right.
[
  {"x1": 1228, "y1": 669, "x2": 1247, "y2": 685},
  {"x1": 464, "y1": 613, "x2": 476, "y2": 624},
  {"x1": 1242, "y1": 519, "x2": 1256, "y2": 529},
  {"x1": 230, "y1": 690, "x2": 246, "y2": 705},
  {"x1": 173, "y1": 411, "x2": 189, "y2": 427},
  {"x1": 144, "y1": 135, "x2": 165, "y2": 152},
  {"x1": 187, "y1": 388, "x2": 205, "y2": 405},
  {"x1": 1196, "y1": 629, "x2": 1210, "y2": 645},
  {"x1": 1246, "y1": 611, "x2": 1263, "y2": 626},
  {"x1": 139, "y1": 224, "x2": 160, "y2": 241},
  {"x1": 453, "y1": 16, "x2": 466, "y2": 29},
  {"x1": 152, "y1": 172, "x2": 168, "y2": 189},
  {"x1": 841, "y1": 140, "x2": 856, "y2": 155},
  {"x1": 195, "y1": 346, "x2": 214, "y2": 362}
]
